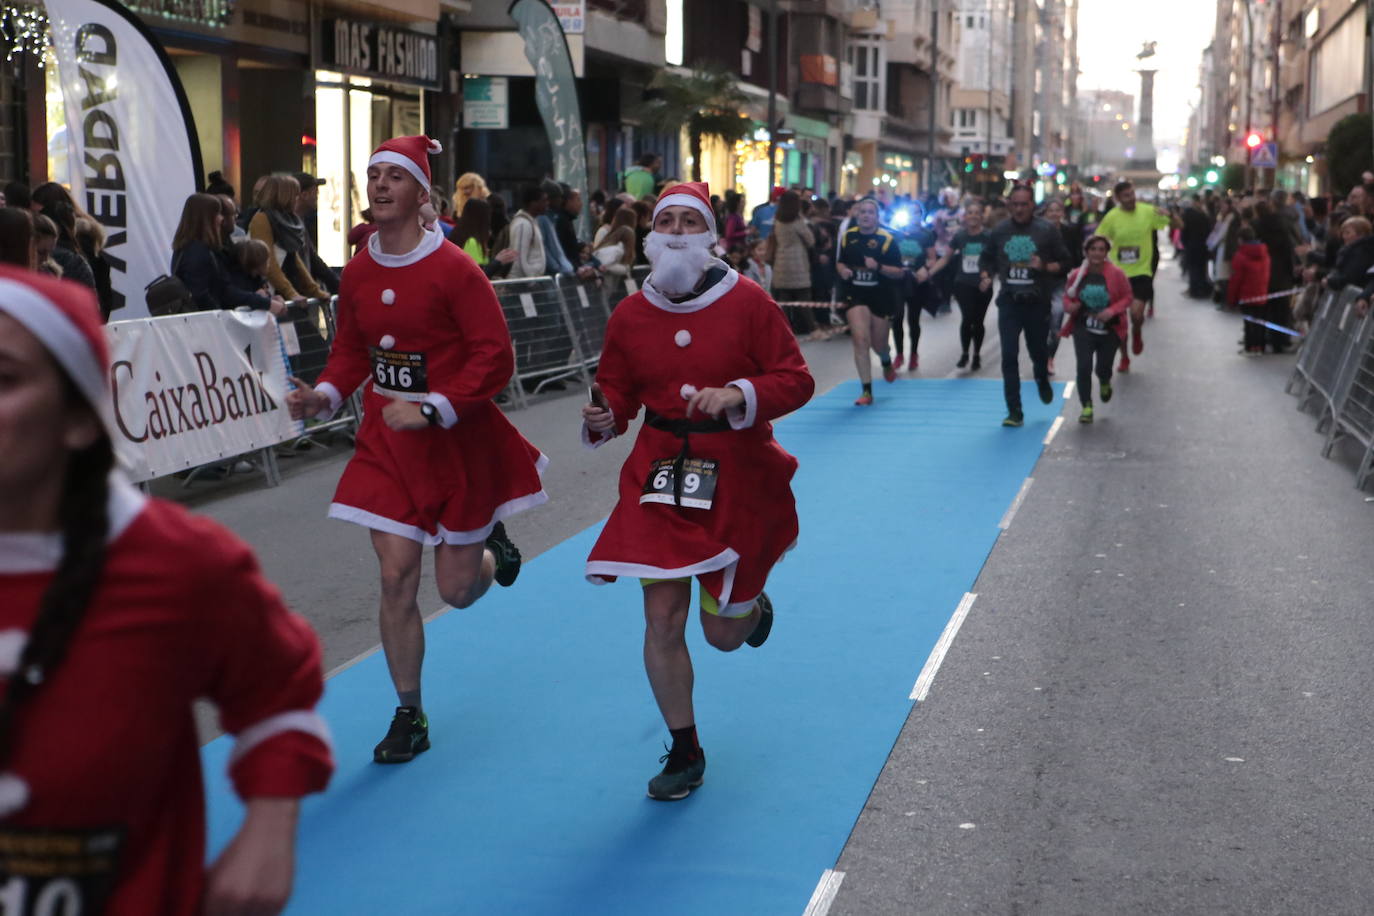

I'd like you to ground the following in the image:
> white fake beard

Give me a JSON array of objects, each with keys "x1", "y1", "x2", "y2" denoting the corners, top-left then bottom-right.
[{"x1": 645, "y1": 231, "x2": 717, "y2": 297}]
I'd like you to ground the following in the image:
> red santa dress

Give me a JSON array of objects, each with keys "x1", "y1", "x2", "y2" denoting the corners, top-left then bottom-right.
[
  {"x1": 0, "y1": 476, "x2": 333, "y2": 915},
  {"x1": 315, "y1": 227, "x2": 548, "y2": 544},
  {"x1": 585, "y1": 266, "x2": 814, "y2": 615}
]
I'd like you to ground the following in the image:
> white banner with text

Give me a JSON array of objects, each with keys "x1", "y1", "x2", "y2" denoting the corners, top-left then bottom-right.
[{"x1": 104, "y1": 311, "x2": 302, "y2": 481}]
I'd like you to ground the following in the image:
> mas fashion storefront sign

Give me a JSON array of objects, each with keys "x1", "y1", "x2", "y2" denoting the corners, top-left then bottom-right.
[
  {"x1": 320, "y1": 18, "x2": 440, "y2": 89},
  {"x1": 104, "y1": 311, "x2": 302, "y2": 482}
]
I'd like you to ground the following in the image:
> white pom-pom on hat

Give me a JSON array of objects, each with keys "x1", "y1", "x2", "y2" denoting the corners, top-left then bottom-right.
[
  {"x1": 380, "y1": 335, "x2": 396, "y2": 350},
  {"x1": 381, "y1": 289, "x2": 396, "y2": 306},
  {"x1": 0, "y1": 772, "x2": 29, "y2": 818},
  {"x1": 675, "y1": 330, "x2": 691, "y2": 348},
  {"x1": 428, "y1": 139, "x2": 443, "y2": 154}
]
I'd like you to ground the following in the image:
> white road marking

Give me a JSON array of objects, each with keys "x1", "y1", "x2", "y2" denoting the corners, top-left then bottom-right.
[
  {"x1": 959, "y1": 823, "x2": 977, "y2": 830},
  {"x1": 802, "y1": 869, "x2": 846, "y2": 916},
  {"x1": 1044, "y1": 416, "x2": 1065, "y2": 445},
  {"x1": 1063, "y1": 381, "x2": 1076, "y2": 401},
  {"x1": 998, "y1": 477, "x2": 1034, "y2": 530},
  {"x1": 910, "y1": 593, "x2": 978, "y2": 701}
]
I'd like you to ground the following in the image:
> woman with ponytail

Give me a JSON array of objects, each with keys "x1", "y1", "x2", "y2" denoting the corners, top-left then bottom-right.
[{"x1": 0, "y1": 266, "x2": 333, "y2": 914}]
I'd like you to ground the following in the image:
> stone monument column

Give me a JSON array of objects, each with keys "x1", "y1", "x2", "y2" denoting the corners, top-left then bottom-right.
[{"x1": 1130, "y1": 69, "x2": 1159, "y2": 171}]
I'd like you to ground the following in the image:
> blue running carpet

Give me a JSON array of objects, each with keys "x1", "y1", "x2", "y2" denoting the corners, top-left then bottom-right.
[{"x1": 203, "y1": 378, "x2": 1062, "y2": 915}]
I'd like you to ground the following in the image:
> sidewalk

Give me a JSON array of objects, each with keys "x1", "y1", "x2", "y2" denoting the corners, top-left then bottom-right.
[{"x1": 832, "y1": 266, "x2": 1374, "y2": 915}]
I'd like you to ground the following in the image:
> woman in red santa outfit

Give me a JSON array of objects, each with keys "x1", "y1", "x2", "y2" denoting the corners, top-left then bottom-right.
[
  {"x1": 581, "y1": 182, "x2": 814, "y2": 801},
  {"x1": 288, "y1": 136, "x2": 547, "y2": 764},
  {"x1": 0, "y1": 267, "x2": 333, "y2": 914}
]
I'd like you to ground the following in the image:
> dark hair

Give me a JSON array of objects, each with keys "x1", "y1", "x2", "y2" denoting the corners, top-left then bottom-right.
[
  {"x1": 637, "y1": 152, "x2": 659, "y2": 167},
  {"x1": 1239, "y1": 225, "x2": 1257, "y2": 242},
  {"x1": 215, "y1": 195, "x2": 237, "y2": 247},
  {"x1": 600, "y1": 197, "x2": 624, "y2": 226},
  {"x1": 30, "y1": 182, "x2": 75, "y2": 215},
  {"x1": 1008, "y1": 184, "x2": 1034, "y2": 201},
  {"x1": 776, "y1": 190, "x2": 802, "y2": 223},
  {"x1": 520, "y1": 185, "x2": 547, "y2": 209},
  {"x1": 724, "y1": 190, "x2": 743, "y2": 215},
  {"x1": 205, "y1": 170, "x2": 236, "y2": 198},
  {"x1": 0, "y1": 368, "x2": 112, "y2": 770},
  {"x1": 172, "y1": 193, "x2": 224, "y2": 251},
  {"x1": 0, "y1": 207, "x2": 34, "y2": 267},
  {"x1": 451, "y1": 197, "x2": 493, "y2": 252},
  {"x1": 489, "y1": 194, "x2": 509, "y2": 234},
  {"x1": 1113, "y1": 180, "x2": 1133, "y2": 196},
  {"x1": 4, "y1": 181, "x2": 31, "y2": 209}
]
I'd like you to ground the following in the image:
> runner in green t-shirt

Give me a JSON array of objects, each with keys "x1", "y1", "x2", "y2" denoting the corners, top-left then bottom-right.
[{"x1": 1095, "y1": 181, "x2": 1175, "y2": 369}]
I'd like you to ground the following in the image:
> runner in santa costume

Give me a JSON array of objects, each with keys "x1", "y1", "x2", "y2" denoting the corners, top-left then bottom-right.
[
  {"x1": 287, "y1": 135, "x2": 547, "y2": 764},
  {"x1": 0, "y1": 267, "x2": 333, "y2": 914},
  {"x1": 581, "y1": 181, "x2": 814, "y2": 801}
]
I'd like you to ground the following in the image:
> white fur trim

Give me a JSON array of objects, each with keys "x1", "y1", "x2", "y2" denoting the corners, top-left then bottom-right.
[
  {"x1": 0, "y1": 472, "x2": 145, "y2": 573},
  {"x1": 0, "y1": 278, "x2": 106, "y2": 424},
  {"x1": 581, "y1": 421, "x2": 615, "y2": 450},
  {"x1": 314, "y1": 381, "x2": 345, "y2": 421},
  {"x1": 675, "y1": 329, "x2": 692, "y2": 347},
  {"x1": 725, "y1": 378, "x2": 758, "y2": 429},
  {"x1": 381, "y1": 289, "x2": 396, "y2": 306},
  {"x1": 719, "y1": 596, "x2": 761, "y2": 618},
  {"x1": 427, "y1": 138, "x2": 443, "y2": 154},
  {"x1": 643, "y1": 262, "x2": 740, "y2": 313},
  {"x1": 367, "y1": 225, "x2": 445, "y2": 268},
  {"x1": 423, "y1": 392, "x2": 459, "y2": 429},
  {"x1": 654, "y1": 192, "x2": 717, "y2": 234},
  {"x1": 0, "y1": 630, "x2": 27, "y2": 677},
  {"x1": 585, "y1": 548, "x2": 740, "y2": 585},
  {"x1": 368, "y1": 150, "x2": 430, "y2": 192},
  {"x1": 228, "y1": 709, "x2": 333, "y2": 770},
  {"x1": 0, "y1": 772, "x2": 30, "y2": 818},
  {"x1": 328, "y1": 502, "x2": 428, "y2": 543}
]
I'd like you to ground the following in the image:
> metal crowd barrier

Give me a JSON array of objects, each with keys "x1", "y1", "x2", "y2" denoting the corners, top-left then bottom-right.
[
  {"x1": 1286, "y1": 284, "x2": 1374, "y2": 490},
  {"x1": 279, "y1": 296, "x2": 365, "y2": 446}
]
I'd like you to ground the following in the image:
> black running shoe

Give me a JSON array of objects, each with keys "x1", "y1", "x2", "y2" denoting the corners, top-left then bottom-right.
[
  {"x1": 971, "y1": 354, "x2": 982, "y2": 371},
  {"x1": 647, "y1": 746, "x2": 706, "y2": 801},
  {"x1": 486, "y1": 521, "x2": 522, "y2": 587},
  {"x1": 1037, "y1": 376, "x2": 1054, "y2": 404},
  {"x1": 956, "y1": 353, "x2": 969, "y2": 368},
  {"x1": 373, "y1": 706, "x2": 430, "y2": 763},
  {"x1": 1002, "y1": 410, "x2": 1024, "y2": 428},
  {"x1": 745, "y1": 592, "x2": 774, "y2": 648}
]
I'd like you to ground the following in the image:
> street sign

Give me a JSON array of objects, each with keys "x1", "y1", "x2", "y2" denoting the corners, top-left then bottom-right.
[
  {"x1": 1250, "y1": 142, "x2": 1278, "y2": 169},
  {"x1": 463, "y1": 77, "x2": 509, "y2": 129}
]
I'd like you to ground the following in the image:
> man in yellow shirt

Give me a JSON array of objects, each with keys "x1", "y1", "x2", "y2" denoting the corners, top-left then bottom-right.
[{"x1": 1094, "y1": 181, "x2": 1173, "y2": 370}]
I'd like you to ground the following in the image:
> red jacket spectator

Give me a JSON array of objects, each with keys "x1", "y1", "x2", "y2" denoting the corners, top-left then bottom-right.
[{"x1": 1228, "y1": 240, "x2": 1271, "y2": 309}]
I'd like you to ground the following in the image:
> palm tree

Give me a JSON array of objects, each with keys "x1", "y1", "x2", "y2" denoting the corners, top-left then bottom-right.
[{"x1": 633, "y1": 66, "x2": 754, "y2": 182}]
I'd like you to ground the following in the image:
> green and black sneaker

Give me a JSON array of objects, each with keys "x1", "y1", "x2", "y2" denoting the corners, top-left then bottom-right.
[
  {"x1": 486, "y1": 521, "x2": 522, "y2": 587},
  {"x1": 1002, "y1": 410, "x2": 1024, "y2": 428},
  {"x1": 1079, "y1": 404, "x2": 1094, "y2": 424},
  {"x1": 647, "y1": 746, "x2": 706, "y2": 801},
  {"x1": 745, "y1": 592, "x2": 774, "y2": 648},
  {"x1": 373, "y1": 706, "x2": 430, "y2": 764},
  {"x1": 1100, "y1": 380, "x2": 1113, "y2": 403}
]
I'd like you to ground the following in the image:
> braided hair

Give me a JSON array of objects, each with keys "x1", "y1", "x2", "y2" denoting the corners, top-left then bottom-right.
[{"x1": 0, "y1": 370, "x2": 112, "y2": 770}]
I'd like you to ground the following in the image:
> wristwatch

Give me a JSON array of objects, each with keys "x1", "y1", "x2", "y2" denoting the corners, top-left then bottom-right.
[{"x1": 419, "y1": 402, "x2": 440, "y2": 426}]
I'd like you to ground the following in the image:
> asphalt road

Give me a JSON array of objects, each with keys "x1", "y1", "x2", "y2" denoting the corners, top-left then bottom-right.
[
  {"x1": 180, "y1": 263, "x2": 1374, "y2": 914},
  {"x1": 830, "y1": 266, "x2": 1374, "y2": 915}
]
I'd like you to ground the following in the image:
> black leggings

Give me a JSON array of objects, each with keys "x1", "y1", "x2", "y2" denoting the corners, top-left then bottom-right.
[
  {"x1": 891, "y1": 279, "x2": 927, "y2": 356},
  {"x1": 1072, "y1": 325, "x2": 1119, "y2": 405},
  {"x1": 954, "y1": 284, "x2": 993, "y2": 355}
]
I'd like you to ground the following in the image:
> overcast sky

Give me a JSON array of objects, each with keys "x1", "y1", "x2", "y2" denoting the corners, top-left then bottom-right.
[{"x1": 1075, "y1": 0, "x2": 1213, "y2": 150}]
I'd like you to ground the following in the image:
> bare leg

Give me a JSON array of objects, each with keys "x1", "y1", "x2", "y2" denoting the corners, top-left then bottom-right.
[
  {"x1": 699, "y1": 600, "x2": 761, "y2": 653},
  {"x1": 433, "y1": 540, "x2": 495, "y2": 609},
  {"x1": 643, "y1": 581, "x2": 695, "y2": 729},
  {"x1": 847, "y1": 305, "x2": 873, "y2": 384},
  {"x1": 869, "y1": 314, "x2": 892, "y2": 361},
  {"x1": 371, "y1": 530, "x2": 426, "y2": 696}
]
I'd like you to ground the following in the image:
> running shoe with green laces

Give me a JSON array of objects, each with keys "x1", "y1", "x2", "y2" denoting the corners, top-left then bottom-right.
[
  {"x1": 1079, "y1": 405, "x2": 1094, "y2": 424},
  {"x1": 647, "y1": 746, "x2": 706, "y2": 801},
  {"x1": 745, "y1": 592, "x2": 773, "y2": 648},
  {"x1": 1100, "y1": 380, "x2": 1113, "y2": 403},
  {"x1": 373, "y1": 706, "x2": 430, "y2": 763},
  {"x1": 486, "y1": 521, "x2": 522, "y2": 587},
  {"x1": 1002, "y1": 410, "x2": 1024, "y2": 427}
]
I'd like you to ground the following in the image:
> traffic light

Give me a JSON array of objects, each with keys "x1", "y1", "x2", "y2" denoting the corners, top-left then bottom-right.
[
  {"x1": 1245, "y1": 132, "x2": 1263, "y2": 150},
  {"x1": 1205, "y1": 169, "x2": 1220, "y2": 184},
  {"x1": 964, "y1": 156, "x2": 974, "y2": 174}
]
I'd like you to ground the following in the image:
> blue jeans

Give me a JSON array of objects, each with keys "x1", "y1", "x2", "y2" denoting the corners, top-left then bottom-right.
[{"x1": 997, "y1": 294, "x2": 1051, "y2": 411}]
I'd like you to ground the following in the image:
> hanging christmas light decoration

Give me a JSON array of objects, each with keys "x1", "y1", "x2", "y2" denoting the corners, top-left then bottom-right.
[{"x1": 2, "y1": 3, "x2": 51, "y2": 67}]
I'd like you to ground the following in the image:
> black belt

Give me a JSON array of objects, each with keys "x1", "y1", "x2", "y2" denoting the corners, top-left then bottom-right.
[{"x1": 644, "y1": 410, "x2": 730, "y2": 507}]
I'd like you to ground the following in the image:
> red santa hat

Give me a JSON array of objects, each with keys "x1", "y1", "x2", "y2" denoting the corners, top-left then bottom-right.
[
  {"x1": 654, "y1": 182, "x2": 717, "y2": 235},
  {"x1": 0, "y1": 266, "x2": 109, "y2": 432},
  {"x1": 368, "y1": 135, "x2": 444, "y2": 190}
]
